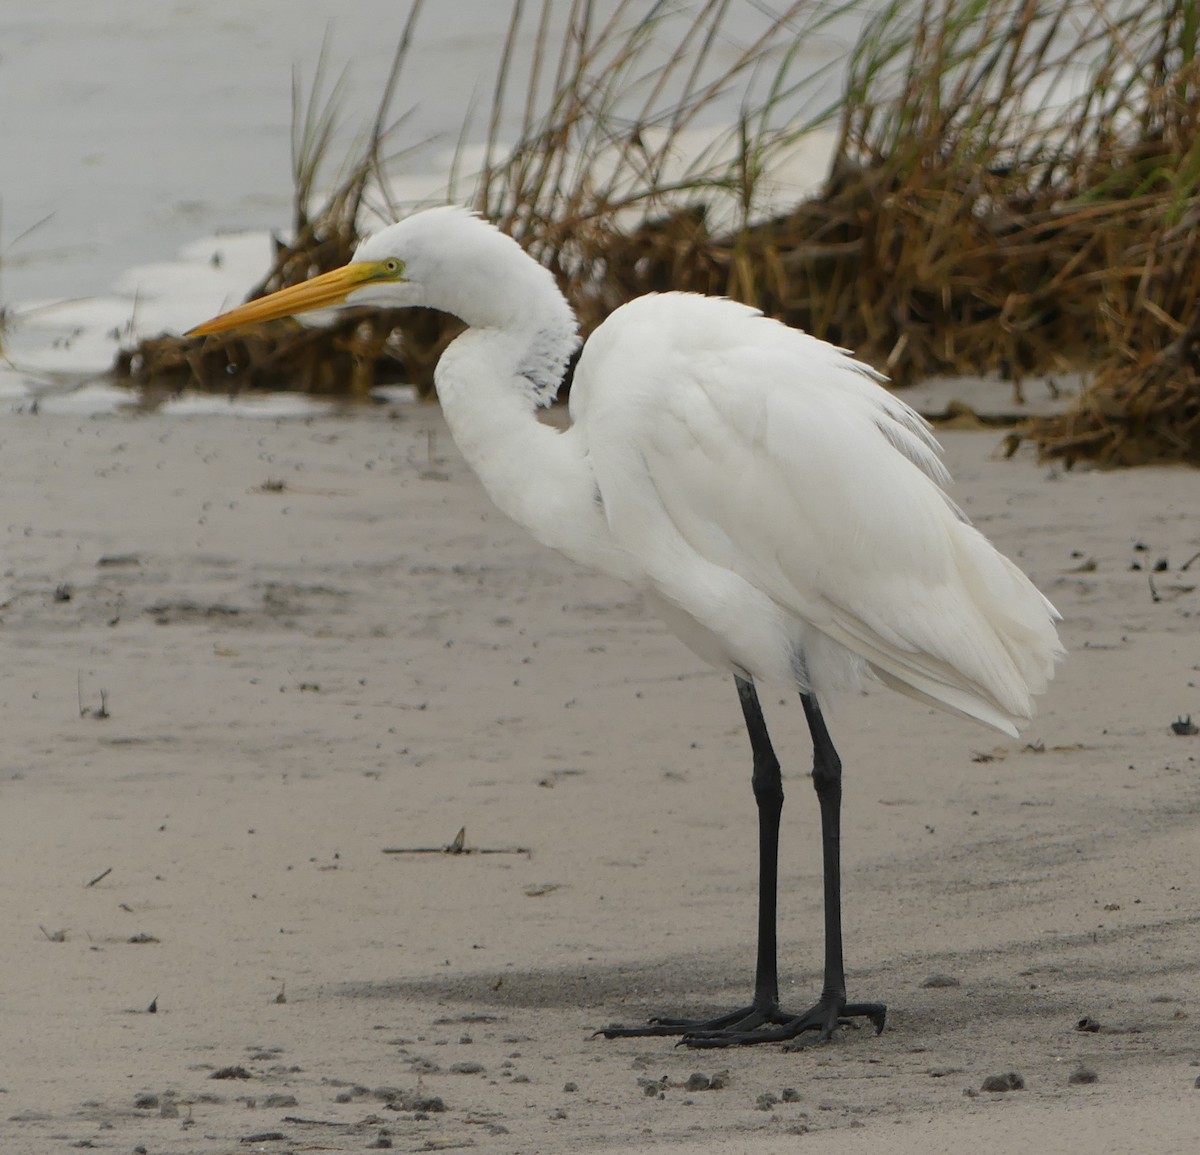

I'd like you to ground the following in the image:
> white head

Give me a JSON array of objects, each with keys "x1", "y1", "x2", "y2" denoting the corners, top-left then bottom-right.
[{"x1": 189, "y1": 205, "x2": 574, "y2": 338}]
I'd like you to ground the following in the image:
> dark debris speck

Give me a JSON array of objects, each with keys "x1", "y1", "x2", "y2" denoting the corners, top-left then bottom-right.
[{"x1": 981, "y1": 1072, "x2": 1025, "y2": 1093}]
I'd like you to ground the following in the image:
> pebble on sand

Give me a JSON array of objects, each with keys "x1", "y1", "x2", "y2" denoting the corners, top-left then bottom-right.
[{"x1": 981, "y1": 1072, "x2": 1025, "y2": 1092}]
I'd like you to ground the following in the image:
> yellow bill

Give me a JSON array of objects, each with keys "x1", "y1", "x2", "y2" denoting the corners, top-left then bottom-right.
[{"x1": 187, "y1": 260, "x2": 396, "y2": 337}]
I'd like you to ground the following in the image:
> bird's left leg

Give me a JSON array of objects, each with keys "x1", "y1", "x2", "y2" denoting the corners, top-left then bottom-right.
[
  {"x1": 755, "y1": 692, "x2": 887, "y2": 1049},
  {"x1": 598, "y1": 682, "x2": 886, "y2": 1048},
  {"x1": 597, "y1": 675, "x2": 788, "y2": 1042},
  {"x1": 667, "y1": 690, "x2": 886, "y2": 1047}
]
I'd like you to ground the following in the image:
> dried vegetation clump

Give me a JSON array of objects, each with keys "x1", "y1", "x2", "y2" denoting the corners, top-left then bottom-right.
[{"x1": 120, "y1": 0, "x2": 1200, "y2": 466}]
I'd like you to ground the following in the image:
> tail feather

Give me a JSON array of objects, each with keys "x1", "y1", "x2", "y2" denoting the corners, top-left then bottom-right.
[{"x1": 818, "y1": 526, "x2": 1064, "y2": 737}]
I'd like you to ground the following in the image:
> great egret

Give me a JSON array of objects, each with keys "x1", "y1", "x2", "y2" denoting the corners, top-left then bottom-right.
[{"x1": 190, "y1": 206, "x2": 1063, "y2": 1048}]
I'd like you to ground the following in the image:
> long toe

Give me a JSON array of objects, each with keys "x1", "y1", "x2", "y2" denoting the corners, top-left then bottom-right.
[
  {"x1": 597, "y1": 1005, "x2": 766, "y2": 1039},
  {"x1": 599, "y1": 998, "x2": 886, "y2": 1049},
  {"x1": 775, "y1": 999, "x2": 887, "y2": 1052}
]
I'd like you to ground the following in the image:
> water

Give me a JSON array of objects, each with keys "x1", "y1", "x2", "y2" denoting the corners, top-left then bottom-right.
[{"x1": 0, "y1": 1, "x2": 871, "y2": 406}]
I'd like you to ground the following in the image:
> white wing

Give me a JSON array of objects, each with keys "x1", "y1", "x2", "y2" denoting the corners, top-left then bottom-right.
[{"x1": 572, "y1": 294, "x2": 1062, "y2": 736}]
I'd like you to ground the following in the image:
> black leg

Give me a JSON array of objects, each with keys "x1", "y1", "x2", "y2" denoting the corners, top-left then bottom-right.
[
  {"x1": 597, "y1": 678, "x2": 886, "y2": 1048},
  {"x1": 741, "y1": 674, "x2": 784, "y2": 1014},
  {"x1": 801, "y1": 691, "x2": 846, "y2": 1010},
  {"x1": 780, "y1": 692, "x2": 887, "y2": 1048}
]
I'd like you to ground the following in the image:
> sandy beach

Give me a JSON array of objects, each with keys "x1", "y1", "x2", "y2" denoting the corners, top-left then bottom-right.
[
  {"x1": 1, "y1": 400, "x2": 1197, "y2": 1153},
  {"x1": 3, "y1": 0, "x2": 1196, "y2": 1149}
]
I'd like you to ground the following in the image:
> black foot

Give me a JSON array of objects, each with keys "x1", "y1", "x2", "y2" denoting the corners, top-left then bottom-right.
[{"x1": 598, "y1": 997, "x2": 886, "y2": 1049}]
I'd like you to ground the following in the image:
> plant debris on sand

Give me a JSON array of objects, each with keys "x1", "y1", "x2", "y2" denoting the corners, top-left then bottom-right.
[{"x1": 119, "y1": 0, "x2": 1200, "y2": 467}]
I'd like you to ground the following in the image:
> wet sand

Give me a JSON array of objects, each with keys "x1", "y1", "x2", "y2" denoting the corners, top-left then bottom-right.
[{"x1": 1, "y1": 404, "x2": 1197, "y2": 1152}]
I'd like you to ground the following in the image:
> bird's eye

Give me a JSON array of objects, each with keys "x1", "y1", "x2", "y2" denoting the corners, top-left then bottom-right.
[{"x1": 384, "y1": 259, "x2": 400, "y2": 274}]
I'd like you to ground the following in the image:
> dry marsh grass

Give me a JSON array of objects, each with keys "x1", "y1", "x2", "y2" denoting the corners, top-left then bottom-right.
[{"x1": 119, "y1": 0, "x2": 1200, "y2": 467}]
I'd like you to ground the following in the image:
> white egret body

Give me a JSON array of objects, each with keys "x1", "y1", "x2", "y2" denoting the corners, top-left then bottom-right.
[{"x1": 191, "y1": 206, "x2": 1063, "y2": 1047}]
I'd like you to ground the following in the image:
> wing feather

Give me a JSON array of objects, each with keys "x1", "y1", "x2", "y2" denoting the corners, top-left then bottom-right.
[{"x1": 573, "y1": 294, "x2": 1062, "y2": 733}]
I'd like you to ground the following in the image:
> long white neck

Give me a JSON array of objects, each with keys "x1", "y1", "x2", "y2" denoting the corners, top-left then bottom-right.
[{"x1": 434, "y1": 317, "x2": 631, "y2": 580}]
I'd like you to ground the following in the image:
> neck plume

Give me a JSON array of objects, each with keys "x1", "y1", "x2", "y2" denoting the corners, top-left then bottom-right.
[{"x1": 432, "y1": 291, "x2": 624, "y2": 575}]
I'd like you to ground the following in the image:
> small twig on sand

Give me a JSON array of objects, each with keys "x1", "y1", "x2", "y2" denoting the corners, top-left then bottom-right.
[
  {"x1": 86, "y1": 866, "x2": 113, "y2": 888},
  {"x1": 383, "y1": 825, "x2": 531, "y2": 857},
  {"x1": 78, "y1": 673, "x2": 111, "y2": 719}
]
